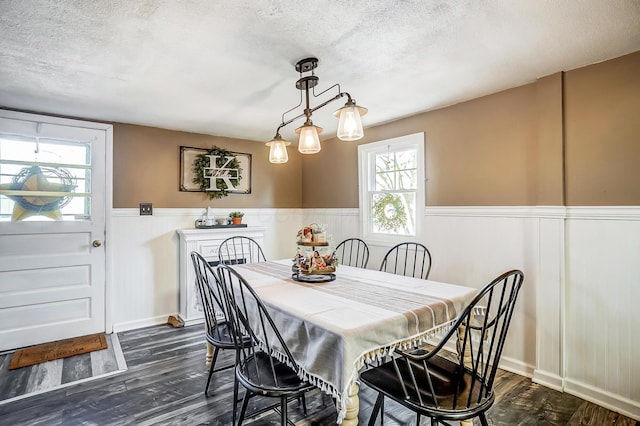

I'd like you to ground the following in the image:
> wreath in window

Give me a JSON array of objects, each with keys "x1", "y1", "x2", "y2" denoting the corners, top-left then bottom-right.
[
  {"x1": 372, "y1": 193, "x2": 407, "y2": 232},
  {"x1": 0, "y1": 165, "x2": 76, "y2": 221},
  {"x1": 191, "y1": 146, "x2": 243, "y2": 200}
]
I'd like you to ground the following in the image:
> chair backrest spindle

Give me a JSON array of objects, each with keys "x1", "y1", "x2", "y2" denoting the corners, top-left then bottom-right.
[
  {"x1": 379, "y1": 242, "x2": 432, "y2": 280},
  {"x1": 335, "y1": 238, "x2": 369, "y2": 268},
  {"x1": 218, "y1": 236, "x2": 267, "y2": 266}
]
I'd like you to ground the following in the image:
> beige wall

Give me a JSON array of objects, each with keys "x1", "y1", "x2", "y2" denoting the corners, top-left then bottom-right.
[
  {"x1": 535, "y1": 72, "x2": 565, "y2": 206},
  {"x1": 113, "y1": 124, "x2": 301, "y2": 208},
  {"x1": 303, "y1": 83, "x2": 539, "y2": 207},
  {"x1": 301, "y1": 51, "x2": 640, "y2": 208},
  {"x1": 564, "y1": 52, "x2": 640, "y2": 206}
]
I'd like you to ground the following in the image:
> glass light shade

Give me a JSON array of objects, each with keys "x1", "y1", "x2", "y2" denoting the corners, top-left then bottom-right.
[
  {"x1": 265, "y1": 135, "x2": 290, "y2": 164},
  {"x1": 336, "y1": 105, "x2": 364, "y2": 141},
  {"x1": 296, "y1": 123, "x2": 323, "y2": 154},
  {"x1": 334, "y1": 100, "x2": 367, "y2": 141}
]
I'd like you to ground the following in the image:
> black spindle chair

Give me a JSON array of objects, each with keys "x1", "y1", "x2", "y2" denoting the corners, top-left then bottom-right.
[
  {"x1": 218, "y1": 236, "x2": 266, "y2": 265},
  {"x1": 360, "y1": 270, "x2": 524, "y2": 426},
  {"x1": 379, "y1": 242, "x2": 432, "y2": 279},
  {"x1": 190, "y1": 252, "x2": 252, "y2": 395},
  {"x1": 217, "y1": 264, "x2": 316, "y2": 425},
  {"x1": 335, "y1": 238, "x2": 370, "y2": 268}
]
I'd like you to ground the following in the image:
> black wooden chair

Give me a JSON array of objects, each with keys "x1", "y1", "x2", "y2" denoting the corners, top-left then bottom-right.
[
  {"x1": 360, "y1": 270, "x2": 524, "y2": 426},
  {"x1": 379, "y1": 242, "x2": 432, "y2": 279},
  {"x1": 218, "y1": 236, "x2": 266, "y2": 265},
  {"x1": 217, "y1": 264, "x2": 316, "y2": 425},
  {"x1": 335, "y1": 238, "x2": 370, "y2": 268},
  {"x1": 190, "y1": 252, "x2": 252, "y2": 395}
]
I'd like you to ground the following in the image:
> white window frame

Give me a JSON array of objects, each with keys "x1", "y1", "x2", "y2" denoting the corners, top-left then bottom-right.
[{"x1": 358, "y1": 132, "x2": 425, "y2": 245}]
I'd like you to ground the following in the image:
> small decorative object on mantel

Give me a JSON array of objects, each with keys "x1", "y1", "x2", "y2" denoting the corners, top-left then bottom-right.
[
  {"x1": 292, "y1": 224, "x2": 337, "y2": 282},
  {"x1": 194, "y1": 207, "x2": 247, "y2": 229},
  {"x1": 229, "y1": 211, "x2": 244, "y2": 225}
]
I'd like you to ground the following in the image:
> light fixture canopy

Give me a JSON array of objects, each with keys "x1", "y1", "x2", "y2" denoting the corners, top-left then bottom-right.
[{"x1": 266, "y1": 57, "x2": 367, "y2": 163}]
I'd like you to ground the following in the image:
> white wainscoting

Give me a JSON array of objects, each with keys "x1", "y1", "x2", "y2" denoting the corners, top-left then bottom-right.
[
  {"x1": 110, "y1": 208, "x2": 303, "y2": 331},
  {"x1": 302, "y1": 206, "x2": 640, "y2": 421},
  {"x1": 563, "y1": 207, "x2": 640, "y2": 420},
  {"x1": 304, "y1": 206, "x2": 538, "y2": 376},
  {"x1": 110, "y1": 206, "x2": 639, "y2": 420}
]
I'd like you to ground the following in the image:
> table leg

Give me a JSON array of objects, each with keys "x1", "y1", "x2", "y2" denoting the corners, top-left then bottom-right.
[
  {"x1": 205, "y1": 341, "x2": 214, "y2": 367},
  {"x1": 342, "y1": 383, "x2": 359, "y2": 426},
  {"x1": 458, "y1": 322, "x2": 474, "y2": 426}
]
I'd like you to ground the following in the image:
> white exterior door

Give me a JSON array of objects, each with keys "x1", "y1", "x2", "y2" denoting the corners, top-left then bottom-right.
[{"x1": 0, "y1": 110, "x2": 111, "y2": 352}]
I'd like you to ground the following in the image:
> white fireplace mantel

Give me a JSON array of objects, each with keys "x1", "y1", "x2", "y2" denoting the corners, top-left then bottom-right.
[{"x1": 177, "y1": 226, "x2": 266, "y2": 325}]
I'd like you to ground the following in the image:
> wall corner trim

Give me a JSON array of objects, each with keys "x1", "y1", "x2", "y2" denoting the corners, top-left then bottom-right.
[{"x1": 533, "y1": 370, "x2": 564, "y2": 392}]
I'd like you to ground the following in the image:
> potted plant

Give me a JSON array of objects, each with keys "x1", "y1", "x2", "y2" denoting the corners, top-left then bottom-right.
[{"x1": 229, "y1": 211, "x2": 244, "y2": 224}]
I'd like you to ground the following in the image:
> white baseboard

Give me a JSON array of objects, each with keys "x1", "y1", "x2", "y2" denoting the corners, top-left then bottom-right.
[
  {"x1": 178, "y1": 316, "x2": 205, "y2": 327},
  {"x1": 112, "y1": 315, "x2": 171, "y2": 332},
  {"x1": 498, "y1": 355, "x2": 535, "y2": 378},
  {"x1": 564, "y1": 378, "x2": 640, "y2": 421},
  {"x1": 532, "y1": 369, "x2": 563, "y2": 392}
]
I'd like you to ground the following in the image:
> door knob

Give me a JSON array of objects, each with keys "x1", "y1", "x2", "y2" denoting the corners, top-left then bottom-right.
[{"x1": 92, "y1": 240, "x2": 102, "y2": 247}]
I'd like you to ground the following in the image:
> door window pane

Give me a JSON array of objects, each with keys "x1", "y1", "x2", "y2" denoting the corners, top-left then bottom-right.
[{"x1": 0, "y1": 135, "x2": 92, "y2": 221}]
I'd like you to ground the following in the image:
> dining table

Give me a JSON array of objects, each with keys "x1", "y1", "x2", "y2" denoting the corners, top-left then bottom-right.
[{"x1": 208, "y1": 259, "x2": 477, "y2": 425}]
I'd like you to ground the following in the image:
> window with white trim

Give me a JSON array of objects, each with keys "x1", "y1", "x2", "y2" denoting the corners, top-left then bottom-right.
[{"x1": 358, "y1": 133, "x2": 425, "y2": 242}]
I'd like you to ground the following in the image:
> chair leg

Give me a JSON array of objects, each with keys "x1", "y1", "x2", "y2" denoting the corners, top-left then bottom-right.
[
  {"x1": 204, "y1": 347, "x2": 219, "y2": 394},
  {"x1": 416, "y1": 413, "x2": 421, "y2": 425},
  {"x1": 368, "y1": 394, "x2": 383, "y2": 426},
  {"x1": 304, "y1": 393, "x2": 309, "y2": 416},
  {"x1": 280, "y1": 397, "x2": 288, "y2": 425},
  {"x1": 238, "y1": 392, "x2": 250, "y2": 426},
  {"x1": 430, "y1": 418, "x2": 438, "y2": 426},
  {"x1": 479, "y1": 414, "x2": 489, "y2": 426},
  {"x1": 232, "y1": 374, "x2": 240, "y2": 425}
]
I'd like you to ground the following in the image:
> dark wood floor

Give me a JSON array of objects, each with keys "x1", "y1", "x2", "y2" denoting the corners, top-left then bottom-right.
[{"x1": 0, "y1": 324, "x2": 636, "y2": 425}]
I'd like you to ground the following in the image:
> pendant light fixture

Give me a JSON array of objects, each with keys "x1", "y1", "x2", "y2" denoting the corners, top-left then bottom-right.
[
  {"x1": 265, "y1": 133, "x2": 291, "y2": 163},
  {"x1": 266, "y1": 57, "x2": 367, "y2": 163}
]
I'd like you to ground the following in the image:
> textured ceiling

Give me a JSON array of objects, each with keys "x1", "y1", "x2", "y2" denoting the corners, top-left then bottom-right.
[{"x1": 1, "y1": 0, "x2": 639, "y2": 143}]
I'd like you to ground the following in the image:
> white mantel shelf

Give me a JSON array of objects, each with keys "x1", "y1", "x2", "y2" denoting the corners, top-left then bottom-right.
[{"x1": 177, "y1": 226, "x2": 266, "y2": 325}]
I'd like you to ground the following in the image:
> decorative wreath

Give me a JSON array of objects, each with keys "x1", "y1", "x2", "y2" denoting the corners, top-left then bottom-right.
[
  {"x1": 191, "y1": 146, "x2": 243, "y2": 200},
  {"x1": 9, "y1": 165, "x2": 76, "y2": 212},
  {"x1": 372, "y1": 193, "x2": 407, "y2": 232}
]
